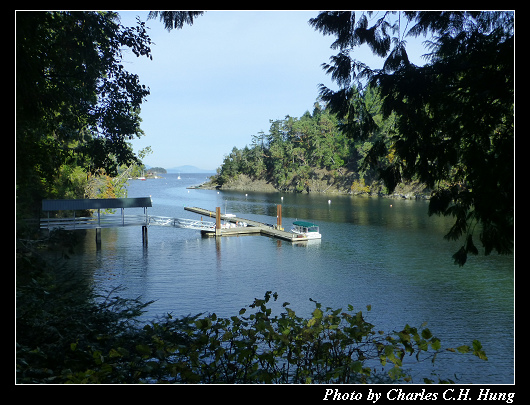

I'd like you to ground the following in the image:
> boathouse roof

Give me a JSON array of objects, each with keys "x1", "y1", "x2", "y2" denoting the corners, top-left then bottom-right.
[{"x1": 42, "y1": 197, "x2": 152, "y2": 211}]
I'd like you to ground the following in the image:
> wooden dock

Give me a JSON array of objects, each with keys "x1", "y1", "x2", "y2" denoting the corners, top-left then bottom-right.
[
  {"x1": 39, "y1": 198, "x2": 318, "y2": 246},
  {"x1": 184, "y1": 206, "x2": 314, "y2": 242}
]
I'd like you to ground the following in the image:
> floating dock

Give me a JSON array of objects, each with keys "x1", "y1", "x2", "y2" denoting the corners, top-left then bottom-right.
[
  {"x1": 184, "y1": 206, "x2": 315, "y2": 242},
  {"x1": 39, "y1": 198, "x2": 319, "y2": 247}
]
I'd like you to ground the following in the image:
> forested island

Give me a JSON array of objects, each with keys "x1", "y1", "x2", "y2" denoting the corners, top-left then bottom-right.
[
  {"x1": 146, "y1": 166, "x2": 167, "y2": 174},
  {"x1": 207, "y1": 92, "x2": 429, "y2": 199}
]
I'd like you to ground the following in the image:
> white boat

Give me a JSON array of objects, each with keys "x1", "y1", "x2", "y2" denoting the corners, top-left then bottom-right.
[{"x1": 291, "y1": 221, "x2": 322, "y2": 239}]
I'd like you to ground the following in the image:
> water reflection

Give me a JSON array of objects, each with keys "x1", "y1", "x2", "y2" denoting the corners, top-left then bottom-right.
[{"x1": 65, "y1": 174, "x2": 512, "y2": 383}]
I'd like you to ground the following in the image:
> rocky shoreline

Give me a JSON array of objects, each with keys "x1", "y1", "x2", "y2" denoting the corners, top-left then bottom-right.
[{"x1": 199, "y1": 172, "x2": 431, "y2": 200}]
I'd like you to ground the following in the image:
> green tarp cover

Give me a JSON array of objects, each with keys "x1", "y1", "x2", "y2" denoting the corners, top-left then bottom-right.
[{"x1": 293, "y1": 220, "x2": 318, "y2": 228}]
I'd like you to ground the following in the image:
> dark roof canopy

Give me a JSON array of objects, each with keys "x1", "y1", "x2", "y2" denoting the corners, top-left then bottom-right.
[{"x1": 42, "y1": 197, "x2": 152, "y2": 211}]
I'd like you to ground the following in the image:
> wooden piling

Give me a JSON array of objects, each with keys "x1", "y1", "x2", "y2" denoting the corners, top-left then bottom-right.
[
  {"x1": 277, "y1": 204, "x2": 282, "y2": 230},
  {"x1": 142, "y1": 225, "x2": 148, "y2": 246},
  {"x1": 215, "y1": 207, "x2": 221, "y2": 236},
  {"x1": 95, "y1": 228, "x2": 101, "y2": 249}
]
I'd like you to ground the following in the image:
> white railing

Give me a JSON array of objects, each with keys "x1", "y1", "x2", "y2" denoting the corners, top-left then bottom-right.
[
  {"x1": 40, "y1": 214, "x2": 148, "y2": 230},
  {"x1": 40, "y1": 214, "x2": 215, "y2": 231}
]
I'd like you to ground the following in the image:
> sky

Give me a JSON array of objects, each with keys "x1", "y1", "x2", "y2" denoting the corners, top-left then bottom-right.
[{"x1": 118, "y1": 11, "x2": 429, "y2": 171}]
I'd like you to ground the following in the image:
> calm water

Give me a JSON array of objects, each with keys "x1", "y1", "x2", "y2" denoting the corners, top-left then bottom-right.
[{"x1": 68, "y1": 173, "x2": 514, "y2": 383}]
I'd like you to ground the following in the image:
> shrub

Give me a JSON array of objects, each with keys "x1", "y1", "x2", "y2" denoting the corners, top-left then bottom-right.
[{"x1": 16, "y1": 248, "x2": 486, "y2": 384}]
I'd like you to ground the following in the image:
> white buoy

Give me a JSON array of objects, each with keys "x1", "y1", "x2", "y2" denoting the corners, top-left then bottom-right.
[
  {"x1": 328, "y1": 200, "x2": 331, "y2": 204},
  {"x1": 281, "y1": 196, "x2": 283, "y2": 200}
]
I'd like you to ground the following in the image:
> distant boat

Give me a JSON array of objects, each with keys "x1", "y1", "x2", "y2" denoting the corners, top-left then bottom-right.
[
  {"x1": 291, "y1": 221, "x2": 322, "y2": 239},
  {"x1": 138, "y1": 176, "x2": 146, "y2": 181},
  {"x1": 177, "y1": 173, "x2": 181, "y2": 180}
]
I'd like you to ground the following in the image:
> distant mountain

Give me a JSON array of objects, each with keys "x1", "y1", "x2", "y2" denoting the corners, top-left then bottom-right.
[{"x1": 166, "y1": 165, "x2": 215, "y2": 173}]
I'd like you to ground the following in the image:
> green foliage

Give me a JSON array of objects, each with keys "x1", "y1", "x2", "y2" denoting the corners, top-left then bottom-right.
[
  {"x1": 16, "y1": 11, "x2": 152, "y2": 217},
  {"x1": 310, "y1": 11, "x2": 514, "y2": 265},
  {"x1": 215, "y1": 103, "x2": 387, "y2": 192},
  {"x1": 16, "y1": 247, "x2": 488, "y2": 385},
  {"x1": 16, "y1": 247, "x2": 154, "y2": 383},
  {"x1": 148, "y1": 11, "x2": 204, "y2": 31}
]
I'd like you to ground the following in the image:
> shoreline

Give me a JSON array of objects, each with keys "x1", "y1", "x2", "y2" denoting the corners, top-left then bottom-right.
[{"x1": 198, "y1": 174, "x2": 431, "y2": 200}]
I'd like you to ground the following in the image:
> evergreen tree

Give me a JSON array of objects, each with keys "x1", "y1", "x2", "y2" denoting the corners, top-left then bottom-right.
[{"x1": 309, "y1": 11, "x2": 514, "y2": 265}]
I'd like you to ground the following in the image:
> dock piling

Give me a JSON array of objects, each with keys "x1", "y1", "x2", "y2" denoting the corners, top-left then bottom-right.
[
  {"x1": 142, "y1": 225, "x2": 148, "y2": 246},
  {"x1": 95, "y1": 228, "x2": 101, "y2": 249},
  {"x1": 215, "y1": 207, "x2": 221, "y2": 236}
]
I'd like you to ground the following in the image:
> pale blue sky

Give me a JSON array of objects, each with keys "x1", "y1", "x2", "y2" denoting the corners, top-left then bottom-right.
[{"x1": 118, "y1": 11, "x2": 429, "y2": 171}]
